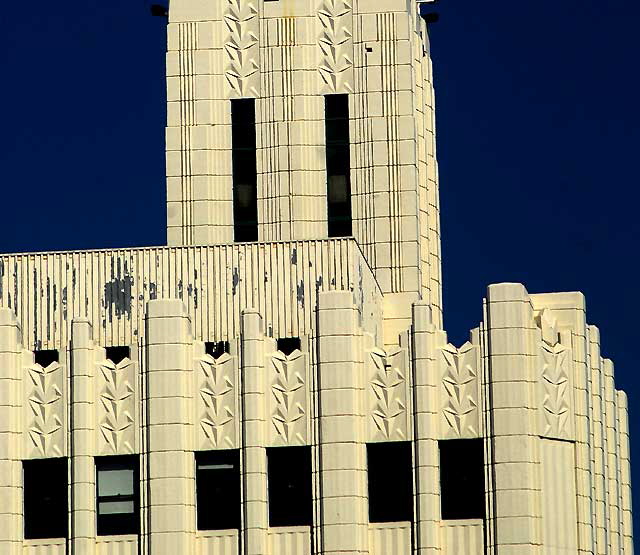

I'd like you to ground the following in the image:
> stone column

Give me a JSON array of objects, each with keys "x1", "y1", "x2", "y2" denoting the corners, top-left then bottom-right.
[
  {"x1": 411, "y1": 301, "x2": 440, "y2": 555},
  {"x1": 70, "y1": 319, "x2": 97, "y2": 555},
  {"x1": 0, "y1": 309, "x2": 23, "y2": 555},
  {"x1": 617, "y1": 391, "x2": 633, "y2": 553},
  {"x1": 316, "y1": 291, "x2": 368, "y2": 555},
  {"x1": 240, "y1": 309, "x2": 268, "y2": 555},
  {"x1": 145, "y1": 300, "x2": 195, "y2": 555},
  {"x1": 486, "y1": 284, "x2": 541, "y2": 553}
]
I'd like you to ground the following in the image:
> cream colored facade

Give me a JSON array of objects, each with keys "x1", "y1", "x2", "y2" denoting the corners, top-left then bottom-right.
[{"x1": 0, "y1": 1, "x2": 633, "y2": 555}]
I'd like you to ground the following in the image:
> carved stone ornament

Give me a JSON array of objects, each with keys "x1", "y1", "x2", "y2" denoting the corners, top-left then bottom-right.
[
  {"x1": 440, "y1": 342, "x2": 480, "y2": 438},
  {"x1": 26, "y1": 361, "x2": 65, "y2": 457},
  {"x1": 269, "y1": 348, "x2": 308, "y2": 445},
  {"x1": 224, "y1": 0, "x2": 260, "y2": 97},
  {"x1": 98, "y1": 357, "x2": 136, "y2": 454},
  {"x1": 537, "y1": 310, "x2": 574, "y2": 440},
  {"x1": 318, "y1": 0, "x2": 354, "y2": 92},
  {"x1": 198, "y1": 352, "x2": 237, "y2": 449},
  {"x1": 368, "y1": 346, "x2": 408, "y2": 441}
]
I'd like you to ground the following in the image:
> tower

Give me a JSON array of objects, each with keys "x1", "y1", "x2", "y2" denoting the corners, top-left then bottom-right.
[
  {"x1": 0, "y1": 1, "x2": 633, "y2": 554},
  {"x1": 166, "y1": 0, "x2": 443, "y2": 336}
]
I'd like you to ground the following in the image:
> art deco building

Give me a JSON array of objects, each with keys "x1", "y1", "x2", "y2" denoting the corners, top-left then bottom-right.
[{"x1": 0, "y1": 0, "x2": 633, "y2": 554}]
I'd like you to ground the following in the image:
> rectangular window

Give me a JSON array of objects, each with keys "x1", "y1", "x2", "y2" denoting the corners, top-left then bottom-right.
[
  {"x1": 325, "y1": 94, "x2": 352, "y2": 237},
  {"x1": 232, "y1": 98, "x2": 258, "y2": 242},
  {"x1": 196, "y1": 450, "x2": 241, "y2": 530},
  {"x1": 96, "y1": 456, "x2": 139, "y2": 536},
  {"x1": 205, "y1": 341, "x2": 230, "y2": 359},
  {"x1": 267, "y1": 446, "x2": 312, "y2": 527},
  {"x1": 106, "y1": 346, "x2": 130, "y2": 365},
  {"x1": 276, "y1": 337, "x2": 301, "y2": 356},
  {"x1": 439, "y1": 439, "x2": 485, "y2": 520},
  {"x1": 367, "y1": 441, "x2": 413, "y2": 522},
  {"x1": 34, "y1": 349, "x2": 59, "y2": 367},
  {"x1": 23, "y1": 458, "x2": 68, "y2": 539}
]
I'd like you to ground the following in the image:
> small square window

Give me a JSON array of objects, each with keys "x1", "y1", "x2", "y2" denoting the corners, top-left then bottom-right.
[
  {"x1": 439, "y1": 439, "x2": 485, "y2": 520},
  {"x1": 196, "y1": 450, "x2": 241, "y2": 530},
  {"x1": 267, "y1": 446, "x2": 312, "y2": 527},
  {"x1": 34, "y1": 349, "x2": 59, "y2": 367},
  {"x1": 276, "y1": 337, "x2": 301, "y2": 356},
  {"x1": 367, "y1": 442, "x2": 413, "y2": 522},
  {"x1": 205, "y1": 341, "x2": 230, "y2": 359},
  {"x1": 23, "y1": 458, "x2": 68, "y2": 539},
  {"x1": 106, "y1": 346, "x2": 130, "y2": 365},
  {"x1": 96, "y1": 456, "x2": 139, "y2": 536}
]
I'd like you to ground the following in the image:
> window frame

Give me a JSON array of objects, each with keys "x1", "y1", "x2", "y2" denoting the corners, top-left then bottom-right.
[{"x1": 95, "y1": 455, "x2": 140, "y2": 536}]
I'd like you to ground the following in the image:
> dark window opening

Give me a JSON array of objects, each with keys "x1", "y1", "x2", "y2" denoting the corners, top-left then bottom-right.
[
  {"x1": 23, "y1": 458, "x2": 68, "y2": 539},
  {"x1": 325, "y1": 94, "x2": 352, "y2": 237},
  {"x1": 205, "y1": 341, "x2": 230, "y2": 359},
  {"x1": 196, "y1": 450, "x2": 241, "y2": 530},
  {"x1": 96, "y1": 456, "x2": 139, "y2": 536},
  {"x1": 106, "y1": 346, "x2": 130, "y2": 365},
  {"x1": 439, "y1": 439, "x2": 485, "y2": 520},
  {"x1": 34, "y1": 349, "x2": 59, "y2": 368},
  {"x1": 367, "y1": 441, "x2": 413, "y2": 522},
  {"x1": 276, "y1": 337, "x2": 301, "y2": 356},
  {"x1": 267, "y1": 446, "x2": 312, "y2": 527},
  {"x1": 232, "y1": 98, "x2": 258, "y2": 242}
]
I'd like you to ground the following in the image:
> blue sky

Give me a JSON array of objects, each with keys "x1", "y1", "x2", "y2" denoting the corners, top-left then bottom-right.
[{"x1": 1, "y1": 0, "x2": 638, "y2": 539}]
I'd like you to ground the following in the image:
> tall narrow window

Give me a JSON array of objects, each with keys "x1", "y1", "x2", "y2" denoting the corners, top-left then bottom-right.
[
  {"x1": 367, "y1": 442, "x2": 413, "y2": 522},
  {"x1": 23, "y1": 458, "x2": 68, "y2": 539},
  {"x1": 196, "y1": 450, "x2": 241, "y2": 530},
  {"x1": 96, "y1": 456, "x2": 139, "y2": 536},
  {"x1": 232, "y1": 98, "x2": 258, "y2": 242},
  {"x1": 325, "y1": 94, "x2": 352, "y2": 237},
  {"x1": 267, "y1": 446, "x2": 312, "y2": 527},
  {"x1": 439, "y1": 439, "x2": 485, "y2": 520}
]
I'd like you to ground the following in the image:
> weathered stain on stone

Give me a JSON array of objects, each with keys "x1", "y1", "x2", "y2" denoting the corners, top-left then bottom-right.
[
  {"x1": 297, "y1": 280, "x2": 305, "y2": 308},
  {"x1": 316, "y1": 275, "x2": 323, "y2": 289},
  {"x1": 178, "y1": 279, "x2": 184, "y2": 299},
  {"x1": 149, "y1": 282, "x2": 157, "y2": 300},
  {"x1": 268, "y1": 324, "x2": 273, "y2": 337},
  {"x1": 232, "y1": 268, "x2": 240, "y2": 295},
  {"x1": 291, "y1": 248, "x2": 298, "y2": 265},
  {"x1": 62, "y1": 287, "x2": 68, "y2": 321},
  {"x1": 104, "y1": 275, "x2": 134, "y2": 320}
]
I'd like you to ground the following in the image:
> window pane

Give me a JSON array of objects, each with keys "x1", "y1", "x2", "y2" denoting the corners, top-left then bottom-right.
[
  {"x1": 23, "y1": 458, "x2": 68, "y2": 539},
  {"x1": 367, "y1": 442, "x2": 413, "y2": 523},
  {"x1": 99, "y1": 500, "x2": 135, "y2": 515},
  {"x1": 196, "y1": 450, "x2": 241, "y2": 530},
  {"x1": 232, "y1": 98, "x2": 258, "y2": 242},
  {"x1": 267, "y1": 446, "x2": 312, "y2": 527},
  {"x1": 439, "y1": 439, "x2": 485, "y2": 520},
  {"x1": 98, "y1": 469, "x2": 134, "y2": 497}
]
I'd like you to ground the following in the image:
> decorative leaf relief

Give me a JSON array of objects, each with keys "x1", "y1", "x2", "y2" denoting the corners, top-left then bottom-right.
[
  {"x1": 224, "y1": 0, "x2": 259, "y2": 96},
  {"x1": 199, "y1": 353, "x2": 236, "y2": 448},
  {"x1": 27, "y1": 362, "x2": 64, "y2": 456},
  {"x1": 540, "y1": 341, "x2": 571, "y2": 438},
  {"x1": 98, "y1": 358, "x2": 135, "y2": 453},
  {"x1": 270, "y1": 349, "x2": 307, "y2": 444},
  {"x1": 369, "y1": 347, "x2": 407, "y2": 440},
  {"x1": 440, "y1": 343, "x2": 479, "y2": 438},
  {"x1": 318, "y1": 0, "x2": 353, "y2": 91}
]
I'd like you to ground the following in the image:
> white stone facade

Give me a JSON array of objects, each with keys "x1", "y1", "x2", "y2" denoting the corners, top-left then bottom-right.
[{"x1": 0, "y1": 1, "x2": 633, "y2": 555}]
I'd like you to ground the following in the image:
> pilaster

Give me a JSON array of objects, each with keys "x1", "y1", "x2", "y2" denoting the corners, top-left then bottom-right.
[
  {"x1": 145, "y1": 300, "x2": 195, "y2": 555},
  {"x1": 240, "y1": 309, "x2": 268, "y2": 555},
  {"x1": 486, "y1": 283, "x2": 541, "y2": 554},
  {"x1": 70, "y1": 319, "x2": 97, "y2": 555},
  {"x1": 0, "y1": 309, "x2": 23, "y2": 555},
  {"x1": 316, "y1": 291, "x2": 368, "y2": 555},
  {"x1": 411, "y1": 301, "x2": 440, "y2": 555}
]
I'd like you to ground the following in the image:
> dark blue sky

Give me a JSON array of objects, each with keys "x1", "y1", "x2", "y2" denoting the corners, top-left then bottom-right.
[{"x1": 1, "y1": 0, "x2": 638, "y2": 538}]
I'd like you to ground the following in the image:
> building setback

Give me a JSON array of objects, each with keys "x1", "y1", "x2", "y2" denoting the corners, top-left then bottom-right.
[{"x1": 0, "y1": 0, "x2": 633, "y2": 554}]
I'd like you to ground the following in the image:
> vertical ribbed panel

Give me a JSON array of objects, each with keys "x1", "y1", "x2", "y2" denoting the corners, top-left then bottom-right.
[
  {"x1": 95, "y1": 537, "x2": 138, "y2": 555},
  {"x1": 540, "y1": 439, "x2": 578, "y2": 553},
  {"x1": 440, "y1": 520, "x2": 484, "y2": 555},
  {"x1": 22, "y1": 541, "x2": 66, "y2": 555},
  {"x1": 368, "y1": 523, "x2": 411, "y2": 555},
  {"x1": 196, "y1": 530, "x2": 239, "y2": 555},
  {"x1": 268, "y1": 526, "x2": 311, "y2": 555},
  {"x1": 0, "y1": 239, "x2": 381, "y2": 350}
]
